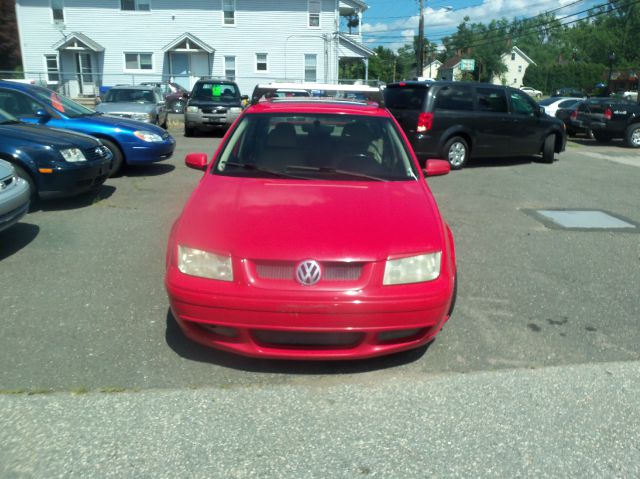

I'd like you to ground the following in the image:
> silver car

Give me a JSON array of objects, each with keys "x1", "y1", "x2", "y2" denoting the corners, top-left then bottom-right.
[
  {"x1": 0, "y1": 159, "x2": 30, "y2": 233},
  {"x1": 96, "y1": 85, "x2": 168, "y2": 128}
]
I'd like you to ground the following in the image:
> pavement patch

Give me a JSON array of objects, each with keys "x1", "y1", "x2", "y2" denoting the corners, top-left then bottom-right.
[{"x1": 524, "y1": 208, "x2": 639, "y2": 232}]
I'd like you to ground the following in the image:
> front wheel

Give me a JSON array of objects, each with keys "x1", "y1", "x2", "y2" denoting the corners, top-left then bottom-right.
[
  {"x1": 541, "y1": 134, "x2": 555, "y2": 163},
  {"x1": 443, "y1": 136, "x2": 469, "y2": 170},
  {"x1": 101, "y1": 139, "x2": 124, "y2": 177},
  {"x1": 624, "y1": 124, "x2": 640, "y2": 148}
]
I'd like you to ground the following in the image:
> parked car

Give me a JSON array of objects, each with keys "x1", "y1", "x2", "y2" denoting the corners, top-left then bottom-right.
[
  {"x1": 166, "y1": 98, "x2": 457, "y2": 360},
  {"x1": 0, "y1": 107, "x2": 112, "y2": 199},
  {"x1": 520, "y1": 86, "x2": 543, "y2": 99},
  {"x1": 0, "y1": 159, "x2": 30, "y2": 233},
  {"x1": 383, "y1": 81, "x2": 566, "y2": 169},
  {"x1": 574, "y1": 96, "x2": 640, "y2": 147},
  {"x1": 551, "y1": 87, "x2": 584, "y2": 98},
  {"x1": 538, "y1": 97, "x2": 583, "y2": 118},
  {"x1": 140, "y1": 81, "x2": 189, "y2": 113},
  {"x1": 251, "y1": 82, "x2": 383, "y2": 103},
  {"x1": 96, "y1": 85, "x2": 168, "y2": 128},
  {"x1": 0, "y1": 81, "x2": 176, "y2": 176},
  {"x1": 555, "y1": 101, "x2": 592, "y2": 137},
  {"x1": 184, "y1": 78, "x2": 246, "y2": 136}
]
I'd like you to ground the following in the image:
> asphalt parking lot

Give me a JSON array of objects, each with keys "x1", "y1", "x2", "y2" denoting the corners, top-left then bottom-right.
[
  {"x1": 1, "y1": 126, "x2": 639, "y2": 476},
  {"x1": 1, "y1": 126, "x2": 639, "y2": 391}
]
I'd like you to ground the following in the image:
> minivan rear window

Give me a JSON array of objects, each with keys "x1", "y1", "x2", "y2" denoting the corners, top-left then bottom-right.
[
  {"x1": 434, "y1": 86, "x2": 474, "y2": 111},
  {"x1": 384, "y1": 86, "x2": 428, "y2": 111}
]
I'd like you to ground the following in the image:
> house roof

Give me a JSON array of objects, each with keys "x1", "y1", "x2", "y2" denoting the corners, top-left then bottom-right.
[
  {"x1": 441, "y1": 56, "x2": 462, "y2": 69},
  {"x1": 339, "y1": 0, "x2": 369, "y2": 13},
  {"x1": 51, "y1": 32, "x2": 104, "y2": 52},
  {"x1": 163, "y1": 32, "x2": 215, "y2": 54},
  {"x1": 337, "y1": 33, "x2": 375, "y2": 57},
  {"x1": 510, "y1": 46, "x2": 536, "y2": 66}
]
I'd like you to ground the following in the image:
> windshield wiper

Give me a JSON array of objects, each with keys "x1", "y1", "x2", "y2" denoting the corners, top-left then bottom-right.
[
  {"x1": 286, "y1": 165, "x2": 388, "y2": 182},
  {"x1": 223, "y1": 161, "x2": 309, "y2": 179}
]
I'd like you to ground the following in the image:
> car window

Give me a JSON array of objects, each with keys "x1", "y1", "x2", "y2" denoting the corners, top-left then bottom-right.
[
  {"x1": 538, "y1": 98, "x2": 557, "y2": 106},
  {"x1": 214, "y1": 113, "x2": 418, "y2": 181},
  {"x1": 104, "y1": 89, "x2": 156, "y2": 103},
  {"x1": 510, "y1": 90, "x2": 536, "y2": 116},
  {"x1": 192, "y1": 82, "x2": 240, "y2": 100},
  {"x1": 383, "y1": 86, "x2": 428, "y2": 111},
  {"x1": 29, "y1": 85, "x2": 95, "y2": 117},
  {"x1": 434, "y1": 86, "x2": 474, "y2": 111},
  {"x1": 0, "y1": 89, "x2": 43, "y2": 116},
  {"x1": 476, "y1": 88, "x2": 508, "y2": 113},
  {"x1": 558, "y1": 99, "x2": 579, "y2": 109}
]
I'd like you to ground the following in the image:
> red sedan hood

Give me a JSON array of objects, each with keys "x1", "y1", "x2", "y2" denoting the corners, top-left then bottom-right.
[{"x1": 177, "y1": 176, "x2": 444, "y2": 261}]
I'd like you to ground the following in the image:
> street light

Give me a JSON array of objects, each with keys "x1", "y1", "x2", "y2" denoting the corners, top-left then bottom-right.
[{"x1": 608, "y1": 52, "x2": 616, "y2": 95}]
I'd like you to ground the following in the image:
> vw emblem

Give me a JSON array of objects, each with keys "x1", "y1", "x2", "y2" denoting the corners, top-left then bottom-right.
[{"x1": 296, "y1": 260, "x2": 321, "y2": 286}]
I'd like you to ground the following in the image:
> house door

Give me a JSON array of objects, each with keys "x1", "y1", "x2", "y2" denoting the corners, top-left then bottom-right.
[
  {"x1": 171, "y1": 53, "x2": 190, "y2": 90},
  {"x1": 76, "y1": 52, "x2": 95, "y2": 95}
]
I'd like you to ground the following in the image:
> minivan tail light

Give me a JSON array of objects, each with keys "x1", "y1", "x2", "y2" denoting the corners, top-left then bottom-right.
[
  {"x1": 570, "y1": 110, "x2": 578, "y2": 120},
  {"x1": 604, "y1": 108, "x2": 612, "y2": 120},
  {"x1": 417, "y1": 112, "x2": 433, "y2": 133}
]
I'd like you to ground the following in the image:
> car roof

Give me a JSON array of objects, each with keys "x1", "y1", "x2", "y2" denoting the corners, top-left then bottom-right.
[
  {"x1": 245, "y1": 99, "x2": 391, "y2": 117},
  {"x1": 109, "y1": 85, "x2": 157, "y2": 90}
]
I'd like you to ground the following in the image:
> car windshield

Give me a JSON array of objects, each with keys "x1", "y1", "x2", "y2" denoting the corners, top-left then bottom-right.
[
  {"x1": 384, "y1": 86, "x2": 428, "y2": 110},
  {"x1": 192, "y1": 82, "x2": 240, "y2": 101},
  {"x1": 103, "y1": 89, "x2": 156, "y2": 103},
  {"x1": 214, "y1": 113, "x2": 419, "y2": 181},
  {"x1": 29, "y1": 86, "x2": 96, "y2": 118},
  {"x1": 538, "y1": 98, "x2": 558, "y2": 106}
]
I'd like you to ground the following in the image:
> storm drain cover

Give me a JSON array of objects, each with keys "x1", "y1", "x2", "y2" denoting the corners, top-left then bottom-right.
[{"x1": 525, "y1": 209, "x2": 639, "y2": 232}]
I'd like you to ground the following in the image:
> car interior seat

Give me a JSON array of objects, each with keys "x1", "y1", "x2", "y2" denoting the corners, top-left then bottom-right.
[
  {"x1": 257, "y1": 122, "x2": 301, "y2": 170},
  {"x1": 338, "y1": 122, "x2": 382, "y2": 175}
]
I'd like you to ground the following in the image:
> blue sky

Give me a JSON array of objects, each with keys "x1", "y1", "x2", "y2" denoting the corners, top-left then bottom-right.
[{"x1": 360, "y1": 0, "x2": 601, "y2": 51}]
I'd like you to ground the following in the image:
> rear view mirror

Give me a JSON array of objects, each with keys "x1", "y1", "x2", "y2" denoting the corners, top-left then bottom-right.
[
  {"x1": 539, "y1": 106, "x2": 546, "y2": 115},
  {"x1": 185, "y1": 152, "x2": 208, "y2": 171},
  {"x1": 423, "y1": 159, "x2": 450, "y2": 177},
  {"x1": 35, "y1": 109, "x2": 51, "y2": 123}
]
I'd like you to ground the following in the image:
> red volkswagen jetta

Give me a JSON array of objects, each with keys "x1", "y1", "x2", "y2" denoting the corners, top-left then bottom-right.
[{"x1": 165, "y1": 98, "x2": 456, "y2": 360}]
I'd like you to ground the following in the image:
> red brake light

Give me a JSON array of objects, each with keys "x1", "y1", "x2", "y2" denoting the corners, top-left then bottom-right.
[
  {"x1": 417, "y1": 112, "x2": 433, "y2": 133},
  {"x1": 570, "y1": 110, "x2": 577, "y2": 120},
  {"x1": 604, "y1": 108, "x2": 612, "y2": 120}
]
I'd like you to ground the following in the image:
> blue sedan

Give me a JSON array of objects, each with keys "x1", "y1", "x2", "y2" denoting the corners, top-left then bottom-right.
[{"x1": 0, "y1": 81, "x2": 176, "y2": 176}]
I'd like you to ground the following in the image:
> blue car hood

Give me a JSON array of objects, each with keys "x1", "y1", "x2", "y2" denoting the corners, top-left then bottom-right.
[
  {"x1": 72, "y1": 113, "x2": 165, "y2": 134},
  {"x1": 0, "y1": 122, "x2": 100, "y2": 149}
]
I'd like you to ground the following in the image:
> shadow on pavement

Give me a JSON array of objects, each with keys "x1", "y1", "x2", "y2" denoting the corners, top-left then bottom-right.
[
  {"x1": 568, "y1": 138, "x2": 625, "y2": 148},
  {"x1": 35, "y1": 185, "x2": 116, "y2": 212},
  {"x1": 165, "y1": 309, "x2": 431, "y2": 374},
  {"x1": 464, "y1": 156, "x2": 539, "y2": 169},
  {"x1": 121, "y1": 163, "x2": 176, "y2": 177},
  {"x1": 0, "y1": 222, "x2": 40, "y2": 261}
]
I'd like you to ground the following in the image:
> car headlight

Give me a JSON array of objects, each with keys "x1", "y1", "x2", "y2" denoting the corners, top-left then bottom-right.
[
  {"x1": 177, "y1": 245, "x2": 233, "y2": 281},
  {"x1": 132, "y1": 112, "x2": 153, "y2": 121},
  {"x1": 59, "y1": 148, "x2": 86, "y2": 162},
  {"x1": 383, "y1": 252, "x2": 441, "y2": 285},
  {"x1": 186, "y1": 106, "x2": 199, "y2": 113},
  {"x1": 133, "y1": 130, "x2": 164, "y2": 142},
  {"x1": 229, "y1": 107, "x2": 242, "y2": 114}
]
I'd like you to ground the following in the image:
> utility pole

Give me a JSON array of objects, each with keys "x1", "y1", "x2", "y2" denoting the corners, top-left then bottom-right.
[{"x1": 417, "y1": 0, "x2": 425, "y2": 77}]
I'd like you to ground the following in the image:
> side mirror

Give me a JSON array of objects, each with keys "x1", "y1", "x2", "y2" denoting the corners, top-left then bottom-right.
[
  {"x1": 35, "y1": 109, "x2": 51, "y2": 123},
  {"x1": 423, "y1": 159, "x2": 450, "y2": 177},
  {"x1": 182, "y1": 92, "x2": 189, "y2": 99},
  {"x1": 185, "y1": 152, "x2": 208, "y2": 171},
  {"x1": 241, "y1": 95, "x2": 249, "y2": 100},
  {"x1": 539, "y1": 106, "x2": 546, "y2": 115}
]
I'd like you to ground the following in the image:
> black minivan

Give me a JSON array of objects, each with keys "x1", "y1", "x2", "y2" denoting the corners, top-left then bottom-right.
[{"x1": 384, "y1": 81, "x2": 566, "y2": 169}]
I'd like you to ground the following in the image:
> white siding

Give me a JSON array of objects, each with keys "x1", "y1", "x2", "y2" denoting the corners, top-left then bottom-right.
[{"x1": 16, "y1": 0, "x2": 366, "y2": 96}]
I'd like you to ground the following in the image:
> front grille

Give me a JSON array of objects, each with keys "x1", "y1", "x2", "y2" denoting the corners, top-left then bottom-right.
[
  {"x1": 0, "y1": 175, "x2": 15, "y2": 190},
  {"x1": 252, "y1": 330, "x2": 364, "y2": 348},
  {"x1": 255, "y1": 261, "x2": 363, "y2": 281},
  {"x1": 83, "y1": 146, "x2": 110, "y2": 162}
]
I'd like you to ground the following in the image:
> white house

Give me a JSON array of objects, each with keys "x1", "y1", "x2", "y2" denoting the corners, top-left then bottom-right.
[
  {"x1": 438, "y1": 56, "x2": 462, "y2": 81},
  {"x1": 491, "y1": 46, "x2": 536, "y2": 87},
  {"x1": 421, "y1": 59, "x2": 441, "y2": 80},
  {"x1": 15, "y1": 0, "x2": 374, "y2": 98}
]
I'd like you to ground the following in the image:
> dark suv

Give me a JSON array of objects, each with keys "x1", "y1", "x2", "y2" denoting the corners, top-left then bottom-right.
[
  {"x1": 384, "y1": 81, "x2": 566, "y2": 169},
  {"x1": 183, "y1": 78, "x2": 247, "y2": 136}
]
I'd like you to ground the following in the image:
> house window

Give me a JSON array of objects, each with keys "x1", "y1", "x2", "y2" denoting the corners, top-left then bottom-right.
[
  {"x1": 511, "y1": 52, "x2": 515, "y2": 61},
  {"x1": 225, "y1": 56, "x2": 236, "y2": 80},
  {"x1": 124, "y1": 53, "x2": 153, "y2": 71},
  {"x1": 51, "y1": 0, "x2": 64, "y2": 23},
  {"x1": 513, "y1": 78, "x2": 517, "y2": 84},
  {"x1": 44, "y1": 55, "x2": 60, "y2": 83},
  {"x1": 518, "y1": 65, "x2": 522, "y2": 73},
  {"x1": 223, "y1": 0, "x2": 235, "y2": 25},
  {"x1": 304, "y1": 54, "x2": 317, "y2": 82},
  {"x1": 256, "y1": 53, "x2": 268, "y2": 72},
  {"x1": 308, "y1": 0, "x2": 320, "y2": 27},
  {"x1": 121, "y1": 0, "x2": 151, "y2": 11}
]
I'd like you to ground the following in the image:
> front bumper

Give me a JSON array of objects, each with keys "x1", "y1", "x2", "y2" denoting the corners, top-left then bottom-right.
[
  {"x1": 0, "y1": 177, "x2": 30, "y2": 232},
  {"x1": 166, "y1": 267, "x2": 454, "y2": 360},
  {"x1": 38, "y1": 158, "x2": 112, "y2": 198},
  {"x1": 185, "y1": 109, "x2": 241, "y2": 130},
  {"x1": 123, "y1": 135, "x2": 176, "y2": 165}
]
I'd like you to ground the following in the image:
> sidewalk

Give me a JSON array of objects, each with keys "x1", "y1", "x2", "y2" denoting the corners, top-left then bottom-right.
[{"x1": 2, "y1": 361, "x2": 639, "y2": 478}]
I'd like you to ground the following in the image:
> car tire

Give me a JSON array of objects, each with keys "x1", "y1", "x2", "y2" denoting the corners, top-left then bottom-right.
[
  {"x1": 101, "y1": 138, "x2": 124, "y2": 177},
  {"x1": 443, "y1": 136, "x2": 469, "y2": 170},
  {"x1": 447, "y1": 274, "x2": 457, "y2": 318},
  {"x1": 160, "y1": 115, "x2": 168, "y2": 129},
  {"x1": 624, "y1": 123, "x2": 640, "y2": 148},
  {"x1": 12, "y1": 163, "x2": 37, "y2": 202},
  {"x1": 592, "y1": 131, "x2": 612, "y2": 143},
  {"x1": 541, "y1": 134, "x2": 555, "y2": 163},
  {"x1": 184, "y1": 125, "x2": 195, "y2": 137}
]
